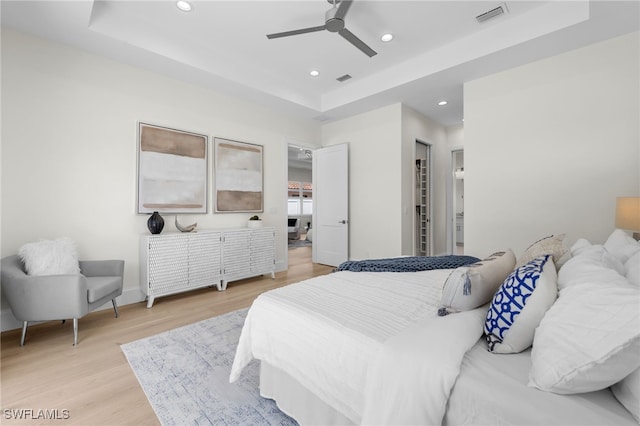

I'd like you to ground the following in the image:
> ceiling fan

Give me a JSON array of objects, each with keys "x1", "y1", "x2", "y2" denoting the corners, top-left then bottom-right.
[{"x1": 266, "y1": 0, "x2": 377, "y2": 58}]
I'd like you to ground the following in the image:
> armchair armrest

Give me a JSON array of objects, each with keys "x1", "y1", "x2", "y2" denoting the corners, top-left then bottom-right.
[
  {"x1": 79, "y1": 260, "x2": 124, "y2": 278},
  {"x1": 3, "y1": 273, "x2": 89, "y2": 321}
]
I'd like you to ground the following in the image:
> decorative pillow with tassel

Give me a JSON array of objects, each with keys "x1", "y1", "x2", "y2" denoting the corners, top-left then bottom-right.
[{"x1": 439, "y1": 249, "x2": 516, "y2": 316}]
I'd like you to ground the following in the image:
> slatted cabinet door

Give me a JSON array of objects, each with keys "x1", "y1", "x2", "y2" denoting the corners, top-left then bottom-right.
[
  {"x1": 220, "y1": 227, "x2": 275, "y2": 290},
  {"x1": 251, "y1": 228, "x2": 275, "y2": 275},
  {"x1": 188, "y1": 231, "x2": 222, "y2": 291},
  {"x1": 220, "y1": 230, "x2": 251, "y2": 289},
  {"x1": 146, "y1": 233, "x2": 189, "y2": 307}
]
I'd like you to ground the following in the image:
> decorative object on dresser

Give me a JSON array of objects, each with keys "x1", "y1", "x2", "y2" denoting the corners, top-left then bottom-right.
[
  {"x1": 147, "y1": 211, "x2": 164, "y2": 234},
  {"x1": 175, "y1": 215, "x2": 197, "y2": 233},
  {"x1": 139, "y1": 228, "x2": 275, "y2": 308},
  {"x1": 214, "y1": 137, "x2": 263, "y2": 213},
  {"x1": 247, "y1": 215, "x2": 262, "y2": 228},
  {"x1": 137, "y1": 122, "x2": 208, "y2": 214}
]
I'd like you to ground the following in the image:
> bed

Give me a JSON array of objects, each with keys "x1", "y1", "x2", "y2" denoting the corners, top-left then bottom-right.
[{"x1": 230, "y1": 231, "x2": 640, "y2": 425}]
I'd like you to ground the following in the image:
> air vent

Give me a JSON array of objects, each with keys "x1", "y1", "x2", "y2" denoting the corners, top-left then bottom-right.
[
  {"x1": 336, "y1": 74, "x2": 352, "y2": 82},
  {"x1": 476, "y1": 3, "x2": 509, "y2": 23}
]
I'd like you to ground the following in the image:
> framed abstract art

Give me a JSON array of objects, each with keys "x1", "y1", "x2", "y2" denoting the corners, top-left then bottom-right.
[
  {"x1": 137, "y1": 122, "x2": 208, "y2": 214},
  {"x1": 214, "y1": 137, "x2": 263, "y2": 213}
]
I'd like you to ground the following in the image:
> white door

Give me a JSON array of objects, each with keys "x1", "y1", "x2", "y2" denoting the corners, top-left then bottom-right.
[{"x1": 312, "y1": 144, "x2": 349, "y2": 266}]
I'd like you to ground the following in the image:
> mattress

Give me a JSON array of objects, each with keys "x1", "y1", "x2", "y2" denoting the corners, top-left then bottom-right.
[
  {"x1": 444, "y1": 340, "x2": 636, "y2": 425},
  {"x1": 260, "y1": 340, "x2": 636, "y2": 426}
]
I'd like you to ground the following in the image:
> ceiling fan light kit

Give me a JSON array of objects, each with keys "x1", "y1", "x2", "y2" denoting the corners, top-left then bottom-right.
[{"x1": 266, "y1": 0, "x2": 377, "y2": 58}]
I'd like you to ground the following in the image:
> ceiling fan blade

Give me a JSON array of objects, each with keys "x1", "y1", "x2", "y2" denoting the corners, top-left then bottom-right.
[
  {"x1": 267, "y1": 25, "x2": 326, "y2": 39},
  {"x1": 335, "y1": 0, "x2": 353, "y2": 20},
  {"x1": 339, "y1": 28, "x2": 377, "y2": 57}
]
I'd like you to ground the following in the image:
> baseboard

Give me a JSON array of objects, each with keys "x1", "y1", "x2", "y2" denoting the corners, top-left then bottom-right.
[{"x1": 0, "y1": 288, "x2": 146, "y2": 332}]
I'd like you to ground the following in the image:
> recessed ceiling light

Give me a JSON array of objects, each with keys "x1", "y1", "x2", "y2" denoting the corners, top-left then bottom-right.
[
  {"x1": 176, "y1": 1, "x2": 192, "y2": 12},
  {"x1": 380, "y1": 33, "x2": 394, "y2": 42},
  {"x1": 438, "y1": 100, "x2": 448, "y2": 106},
  {"x1": 309, "y1": 70, "x2": 320, "y2": 77}
]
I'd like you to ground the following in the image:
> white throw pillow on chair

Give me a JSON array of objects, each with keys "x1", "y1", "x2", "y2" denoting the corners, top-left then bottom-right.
[{"x1": 18, "y1": 238, "x2": 81, "y2": 276}]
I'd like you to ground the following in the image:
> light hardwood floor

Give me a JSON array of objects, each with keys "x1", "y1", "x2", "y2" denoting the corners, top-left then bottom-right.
[{"x1": 1, "y1": 246, "x2": 331, "y2": 425}]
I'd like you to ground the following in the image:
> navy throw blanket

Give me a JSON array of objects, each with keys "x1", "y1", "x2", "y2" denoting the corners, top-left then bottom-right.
[{"x1": 335, "y1": 255, "x2": 480, "y2": 273}]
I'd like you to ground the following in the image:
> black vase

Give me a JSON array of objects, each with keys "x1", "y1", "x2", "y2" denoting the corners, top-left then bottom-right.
[{"x1": 147, "y1": 211, "x2": 164, "y2": 234}]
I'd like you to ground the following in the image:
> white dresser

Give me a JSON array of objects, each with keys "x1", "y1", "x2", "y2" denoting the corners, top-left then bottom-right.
[{"x1": 140, "y1": 227, "x2": 275, "y2": 307}]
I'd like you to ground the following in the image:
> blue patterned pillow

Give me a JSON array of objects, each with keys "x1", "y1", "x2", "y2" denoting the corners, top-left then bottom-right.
[{"x1": 485, "y1": 254, "x2": 558, "y2": 354}]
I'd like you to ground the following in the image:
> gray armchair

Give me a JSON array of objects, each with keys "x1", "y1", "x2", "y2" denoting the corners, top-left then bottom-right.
[{"x1": 1, "y1": 255, "x2": 124, "y2": 346}]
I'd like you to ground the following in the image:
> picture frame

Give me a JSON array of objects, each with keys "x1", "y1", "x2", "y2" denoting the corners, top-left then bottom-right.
[
  {"x1": 137, "y1": 122, "x2": 208, "y2": 214},
  {"x1": 214, "y1": 137, "x2": 263, "y2": 213}
]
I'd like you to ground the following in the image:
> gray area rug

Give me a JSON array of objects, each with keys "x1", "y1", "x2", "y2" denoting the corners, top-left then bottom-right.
[{"x1": 121, "y1": 308, "x2": 297, "y2": 425}]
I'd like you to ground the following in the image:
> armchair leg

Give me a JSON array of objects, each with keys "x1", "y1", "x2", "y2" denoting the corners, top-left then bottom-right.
[
  {"x1": 73, "y1": 318, "x2": 78, "y2": 346},
  {"x1": 20, "y1": 321, "x2": 28, "y2": 346},
  {"x1": 112, "y1": 299, "x2": 119, "y2": 318}
]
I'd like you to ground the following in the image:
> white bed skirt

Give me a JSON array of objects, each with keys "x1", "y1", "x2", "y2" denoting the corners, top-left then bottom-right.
[{"x1": 260, "y1": 362, "x2": 355, "y2": 425}]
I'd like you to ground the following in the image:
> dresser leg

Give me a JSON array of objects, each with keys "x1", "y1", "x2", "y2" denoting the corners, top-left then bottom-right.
[{"x1": 146, "y1": 296, "x2": 155, "y2": 308}]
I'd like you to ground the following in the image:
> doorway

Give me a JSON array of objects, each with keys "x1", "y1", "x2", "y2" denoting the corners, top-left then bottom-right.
[
  {"x1": 451, "y1": 149, "x2": 464, "y2": 254},
  {"x1": 287, "y1": 145, "x2": 313, "y2": 259},
  {"x1": 415, "y1": 141, "x2": 431, "y2": 256}
]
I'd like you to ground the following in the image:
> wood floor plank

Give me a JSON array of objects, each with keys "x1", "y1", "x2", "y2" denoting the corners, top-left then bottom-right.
[{"x1": 1, "y1": 247, "x2": 331, "y2": 425}]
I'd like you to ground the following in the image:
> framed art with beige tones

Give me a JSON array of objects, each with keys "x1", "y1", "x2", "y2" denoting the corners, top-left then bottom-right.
[
  {"x1": 214, "y1": 137, "x2": 263, "y2": 213},
  {"x1": 137, "y1": 122, "x2": 208, "y2": 214}
]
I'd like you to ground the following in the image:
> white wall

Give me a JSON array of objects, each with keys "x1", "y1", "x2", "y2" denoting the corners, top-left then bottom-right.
[
  {"x1": 322, "y1": 104, "x2": 403, "y2": 260},
  {"x1": 1, "y1": 29, "x2": 321, "y2": 328},
  {"x1": 464, "y1": 31, "x2": 639, "y2": 258}
]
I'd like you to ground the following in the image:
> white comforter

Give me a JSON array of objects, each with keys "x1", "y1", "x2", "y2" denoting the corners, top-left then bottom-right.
[
  {"x1": 229, "y1": 269, "x2": 486, "y2": 425},
  {"x1": 362, "y1": 307, "x2": 487, "y2": 425}
]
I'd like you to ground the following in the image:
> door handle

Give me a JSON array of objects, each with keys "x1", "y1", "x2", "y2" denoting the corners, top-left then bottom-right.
[{"x1": 339, "y1": 220, "x2": 348, "y2": 224}]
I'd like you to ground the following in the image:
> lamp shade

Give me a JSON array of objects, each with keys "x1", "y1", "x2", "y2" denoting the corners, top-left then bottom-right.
[{"x1": 615, "y1": 197, "x2": 640, "y2": 231}]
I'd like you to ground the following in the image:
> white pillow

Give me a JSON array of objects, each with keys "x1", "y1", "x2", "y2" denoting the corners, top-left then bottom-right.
[
  {"x1": 439, "y1": 249, "x2": 516, "y2": 315},
  {"x1": 626, "y1": 251, "x2": 640, "y2": 287},
  {"x1": 558, "y1": 242, "x2": 625, "y2": 290},
  {"x1": 18, "y1": 238, "x2": 80, "y2": 276},
  {"x1": 612, "y1": 368, "x2": 640, "y2": 423},
  {"x1": 605, "y1": 229, "x2": 640, "y2": 264},
  {"x1": 529, "y1": 265, "x2": 640, "y2": 394},
  {"x1": 569, "y1": 238, "x2": 593, "y2": 256},
  {"x1": 517, "y1": 234, "x2": 568, "y2": 269},
  {"x1": 485, "y1": 255, "x2": 557, "y2": 354}
]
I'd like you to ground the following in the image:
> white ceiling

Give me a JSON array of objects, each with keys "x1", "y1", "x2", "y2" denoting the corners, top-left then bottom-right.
[{"x1": 2, "y1": 1, "x2": 639, "y2": 127}]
